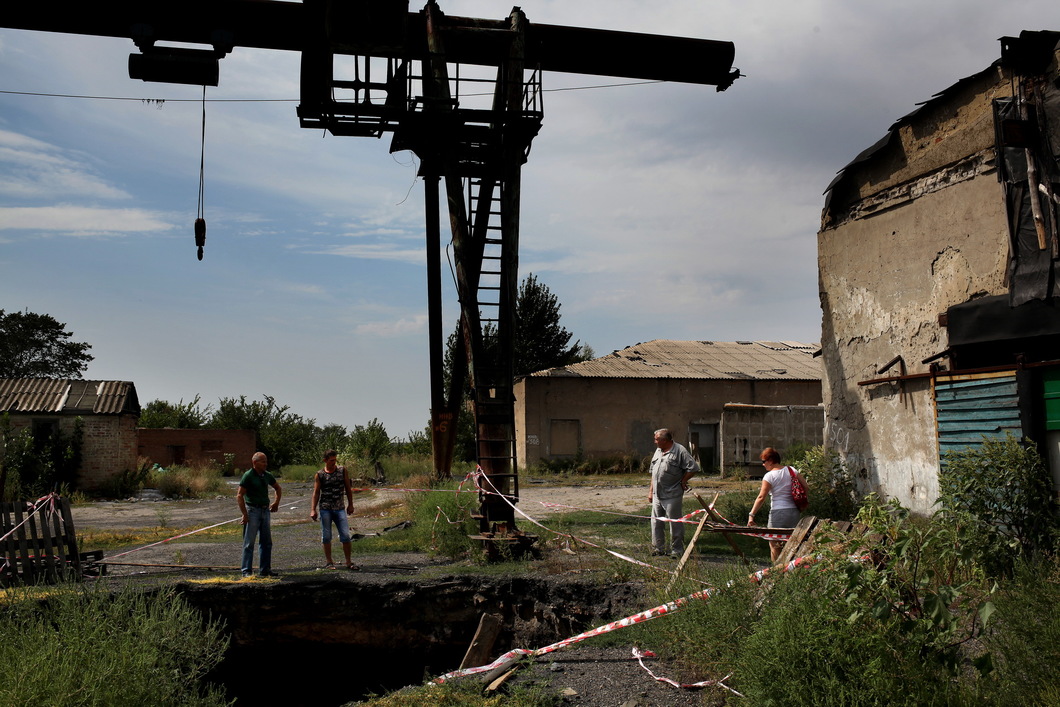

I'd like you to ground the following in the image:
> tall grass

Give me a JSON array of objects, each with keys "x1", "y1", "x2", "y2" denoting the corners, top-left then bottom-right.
[
  {"x1": 528, "y1": 453, "x2": 646, "y2": 476},
  {"x1": 0, "y1": 584, "x2": 229, "y2": 706},
  {"x1": 624, "y1": 490, "x2": 1060, "y2": 705},
  {"x1": 150, "y1": 461, "x2": 227, "y2": 499}
]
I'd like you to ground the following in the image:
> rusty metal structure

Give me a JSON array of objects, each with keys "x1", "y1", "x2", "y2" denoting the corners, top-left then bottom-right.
[{"x1": 2, "y1": 0, "x2": 739, "y2": 536}]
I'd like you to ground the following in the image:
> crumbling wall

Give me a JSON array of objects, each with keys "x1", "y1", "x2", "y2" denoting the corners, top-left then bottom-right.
[{"x1": 818, "y1": 70, "x2": 1012, "y2": 513}]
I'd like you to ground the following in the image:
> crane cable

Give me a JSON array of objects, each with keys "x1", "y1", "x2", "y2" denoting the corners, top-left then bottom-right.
[{"x1": 194, "y1": 85, "x2": 207, "y2": 261}]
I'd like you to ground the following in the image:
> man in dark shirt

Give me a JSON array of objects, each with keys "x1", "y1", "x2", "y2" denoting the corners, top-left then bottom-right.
[{"x1": 236, "y1": 452, "x2": 282, "y2": 577}]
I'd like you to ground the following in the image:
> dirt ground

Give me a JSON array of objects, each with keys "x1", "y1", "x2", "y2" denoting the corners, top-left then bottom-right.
[
  {"x1": 71, "y1": 478, "x2": 657, "y2": 533},
  {"x1": 69, "y1": 477, "x2": 741, "y2": 706}
]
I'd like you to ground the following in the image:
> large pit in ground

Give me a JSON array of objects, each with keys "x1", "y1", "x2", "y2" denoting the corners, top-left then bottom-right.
[{"x1": 171, "y1": 574, "x2": 646, "y2": 705}]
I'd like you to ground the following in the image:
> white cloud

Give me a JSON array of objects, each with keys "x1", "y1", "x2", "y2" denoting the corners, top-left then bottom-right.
[
  {"x1": 309, "y1": 243, "x2": 425, "y2": 264},
  {"x1": 0, "y1": 205, "x2": 174, "y2": 235},
  {"x1": 0, "y1": 130, "x2": 131, "y2": 201},
  {"x1": 355, "y1": 314, "x2": 428, "y2": 338}
]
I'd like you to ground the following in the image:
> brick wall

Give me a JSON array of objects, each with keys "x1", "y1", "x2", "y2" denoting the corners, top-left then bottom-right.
[
  {"x1": 0, "y1": 413, "x2": 138, "y2": 490},
  {"x1": 137, "y1": 428, "x2": 257, "y2": 470},
  {"x1": 79, "y1": 414, "x2": 139, "y2": 489}
]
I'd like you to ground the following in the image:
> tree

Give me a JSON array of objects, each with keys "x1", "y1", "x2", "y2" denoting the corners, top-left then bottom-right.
[
  {"x1": 441, "y1": 273, "x2": 592, "y2": 461},
  {"x1": 345, "y1": 418, "x2": 392, "y2": 464},
  {"x1": 511, "y1": 273, "x2": 589, "y2": 376},
  {"x1": 0, "y1": 309, "x2": 93, "y2": 378},
  {"x1": 138, "y1": 396, "x2": 212, "y2": 428},
  {"x1": 209, "y1": 395, "x2": 318, "y2": 469}
]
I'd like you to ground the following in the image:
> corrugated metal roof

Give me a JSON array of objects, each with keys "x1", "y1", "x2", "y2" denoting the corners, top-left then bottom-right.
[
  {"x1": 0, "y1": 378, "x2": 139, "y2": 415},
  {"x1": 526, "y1": 340, "x2": 821, "y2": 380}
]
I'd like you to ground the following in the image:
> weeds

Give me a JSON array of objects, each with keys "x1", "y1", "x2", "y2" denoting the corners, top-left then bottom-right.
[
  {"x1": 0, "y1": 583, "x2": 229, "y2": 706},
  {"x1": 77, "y1": 525, "x2": 236, "y2": 552},
  {"x1": 150, "y1": 461, "x2": 226, "y2": 499},
  {"x1": 977, "y1": 557, "x2": 1060, "y2": 704},
  {"x1": 790, "y1": 444, "x2": 861, "y2": 521},
  {"x1": 96, "y1": 457, "x2": 153, "y2": 499},
  {"x1": 528, "y1": 454, "x2": 646, "y2": 477}
]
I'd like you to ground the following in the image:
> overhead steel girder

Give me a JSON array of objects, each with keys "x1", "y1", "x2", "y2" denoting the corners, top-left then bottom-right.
[{"x1": 1, "y1": 1, "x2": 739, "y2": 89}]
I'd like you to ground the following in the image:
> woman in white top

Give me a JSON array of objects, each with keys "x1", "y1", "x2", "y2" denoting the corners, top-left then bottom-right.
[{"x1": 747, "y1": 446, "x2": 809, "y2": 562}]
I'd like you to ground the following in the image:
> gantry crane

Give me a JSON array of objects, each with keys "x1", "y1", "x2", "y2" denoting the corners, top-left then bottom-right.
[{"x1": 2, "y1": 0, "x2": 739, "y2": 541}]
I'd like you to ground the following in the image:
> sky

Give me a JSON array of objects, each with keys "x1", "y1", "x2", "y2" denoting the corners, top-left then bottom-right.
[{"x1": 0, "y1": 1, "x2": 1056, "y2": 437}]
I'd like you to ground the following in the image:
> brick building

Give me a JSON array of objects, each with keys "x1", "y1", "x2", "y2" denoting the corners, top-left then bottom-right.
[
  {"x1": 137, "y1": 428, "x2": 256, "y2": 469},
  {"x1": 0, "y1": 378, "x2": 140, "y2": 490}
]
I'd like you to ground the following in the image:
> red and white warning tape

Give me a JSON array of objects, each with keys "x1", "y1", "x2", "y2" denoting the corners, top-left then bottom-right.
[
  {"x1": 434, "y1": 544, "x2": 843, "y2": 690},
  {"x1": 632, "y1": 647, "x2": 742, "y2": 695},
  {"x1": 433, "y1": 584, "x2": 718, "y2": 683}
]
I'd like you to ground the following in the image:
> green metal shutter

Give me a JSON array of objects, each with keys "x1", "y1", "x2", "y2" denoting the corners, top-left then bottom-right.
[
  {"x1": 1044, "y1": 368, "x2": 1060, "y2": 431},
  {"x1": 935, "y1": 372, "x2": 1021, "y2": 460}
]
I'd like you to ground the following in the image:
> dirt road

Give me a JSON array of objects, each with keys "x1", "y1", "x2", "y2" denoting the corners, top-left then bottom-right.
[
  {"x1": 69, "y1": 478, "x2": 696, "y2": 576},
  {"x1": 70, "y1": 479, "x2": 658, "y2": 533}
]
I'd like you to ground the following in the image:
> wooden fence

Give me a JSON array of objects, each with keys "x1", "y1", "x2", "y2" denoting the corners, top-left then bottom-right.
[{"x1": 0, "y1": 495, "x2": 83, "y2": 586}]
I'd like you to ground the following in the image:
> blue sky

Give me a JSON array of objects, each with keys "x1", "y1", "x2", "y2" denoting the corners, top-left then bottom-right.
[{"x1": 0, "y1": 1, "x2": 1055, "y2": 436}]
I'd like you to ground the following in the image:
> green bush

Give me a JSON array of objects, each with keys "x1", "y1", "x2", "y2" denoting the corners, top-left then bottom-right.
[
  {"x1": 405, "y1": 481, "x2": 480, "y2": 559},
  {"x1": 938, "y1": 433, "x2": 1058, "y2": 575},
  {"x1": 712, "y1": 487, "x2": 761, "y2": 524},
  {"x1": 0, "y1": 584, "x2": 229, "y2": 706},
  {"x1": 734, "y1": 559, "x2": 967, "y2": 706},
  {"x1": 149, "y1": 461, "x2": 227, "y2": 499},
  {"x1": 343, "y1": 418, "x2": 393, "y2": 465},
  {"x1": 95, "y1": 457, "x2": 153, "y2": 499},
  {"x1": 392, "y1": 427, "x2": 432, "y2": 457},
  {"x1": 791, "y1": 445, "x2": 861, "y2": 521},
  {"x1": 720, "y1": 497, "x2": 992, "y2": 704},
  {"x1": 0, "y1": 414, "x2": 83, "y2": 498}
]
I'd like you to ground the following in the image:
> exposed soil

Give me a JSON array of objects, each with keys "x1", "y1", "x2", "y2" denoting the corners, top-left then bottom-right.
[{"x1": 69, "y1": 478, "x2": 742, "y2": 706}]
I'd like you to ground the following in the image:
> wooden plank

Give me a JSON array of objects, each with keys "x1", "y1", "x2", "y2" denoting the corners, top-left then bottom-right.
[
  {"x1": 485, "y1": 668, "x2": 518, "y2": 693},
  {"x1": 59, "y1": 498, "x2": 81, "y2": 578},
  {"x1": 775, "y1": 515, "x2": 817, "y2": 567},
  {"x1": 27, "y1": 501, "x2": 57, "y2": 581},
  {"x1": 461, "y1": 613, "x2": 504, "y2": 670},
  {"x1": 694, "y1": 492, "x2": 747, "y2": 560},
  {"x1": 13, "y1": 501, "x2": 34, "y2": 584},
  {"x1": 666, "y1": 512, "x2": 709, "y2": 593},
  {"x1": 46, "y1": 498, "x2": 69, "y2": 577},
  {"x1": 0, "y1": 503, "x2": 15, "y2": 585}
]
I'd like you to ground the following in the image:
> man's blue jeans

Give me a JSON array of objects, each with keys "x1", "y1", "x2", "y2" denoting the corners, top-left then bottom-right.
[{"x1": 242, "y1": 505, "x2": 272, "y2": 576}]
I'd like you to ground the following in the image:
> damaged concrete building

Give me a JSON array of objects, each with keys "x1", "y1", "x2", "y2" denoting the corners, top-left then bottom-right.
[{"x1": 818, "y1": 31, "x2": 1060, "y2": 513}]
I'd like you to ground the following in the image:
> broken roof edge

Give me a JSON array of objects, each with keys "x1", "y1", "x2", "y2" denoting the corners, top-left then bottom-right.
[
  {"x1": 822, "y1": 30, "x2": 1060, "y2": 216},
  {"x1": 822, "y1": 61, "x2": 1003, "y2": 201}
]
